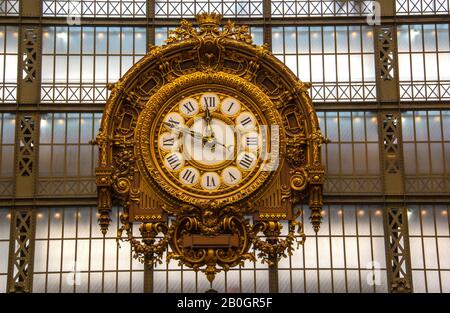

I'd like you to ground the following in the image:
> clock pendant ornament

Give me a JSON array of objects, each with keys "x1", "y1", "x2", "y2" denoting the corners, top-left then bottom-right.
[{"x1": 95, "y1": 13, "x2": 326, "y2": 283}]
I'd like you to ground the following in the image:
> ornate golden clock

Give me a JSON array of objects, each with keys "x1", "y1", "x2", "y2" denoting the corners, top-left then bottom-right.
[{"x1": 95, "y1": 13, "x2": 326, "y2": 282}]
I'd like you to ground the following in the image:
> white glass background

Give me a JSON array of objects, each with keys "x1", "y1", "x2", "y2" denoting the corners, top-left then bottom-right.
[
  {"x1": 33, "y1": 206, "x2": 144, "y2": 293},
  {"x1": 41, "y1": 26, "x2": 146, "y2": 103},
  {"x1": 272, "y1": 26, "x2": 376, "y2": 102},
  {"x1": 0, "y1": 113, "x2": 15, "y2": 198},
  {"x1": 408, "y1": 205, "x2": 450, "y2": 293},
  {"x1": 398, "y1": 24, "x2": 450, "y2": 101},
  {"x1": 0, "y1": 26, "x2": 18, "y2": 103},
  {"x1": 402, "y1": 111, "x2": 450, "y2": 194},
  {"x1": 38, "y1": 113, "x2": 101, "y2": 196},
  {"x1": 0, "y1": 208, "x2": 10, "y2": 293}
]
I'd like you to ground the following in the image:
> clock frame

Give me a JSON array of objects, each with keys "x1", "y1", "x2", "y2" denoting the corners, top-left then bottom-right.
[{"x1": 95, "y1": 13, "x2": 326, "y2": 282}]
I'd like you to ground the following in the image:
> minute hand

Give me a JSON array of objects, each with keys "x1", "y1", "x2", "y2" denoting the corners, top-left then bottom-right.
[{"x1": 164, "y1": 122, "x2": 204, "y2": 141}]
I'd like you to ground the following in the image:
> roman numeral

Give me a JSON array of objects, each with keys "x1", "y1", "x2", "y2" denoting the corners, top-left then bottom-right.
[
  {"x1": 228, "y1": 172, "x2": 237, "y2": 182},
  {"x1": 183, "y1": 101, "x2": 195, "y2": 114},
  {"x1": 166, "y1": 154, "x2": 181, "y2": 170},
  {"x1": 168, "y1": 117, "x2": 180, "y2": 125},
  {"x1": 227, "y1": 102, "x2": 235, "y2": 112},
  {"x1": 240, "y1": 117, "x2": 252, "y2": 126},
  {"x1": 206, "y1": 175, "x2": 216, "y2": 187},
  {"x1": 239, "y1": 154, "x2": 254, "y2": 169},
  {"x1": 246, "y1": 136, "x2": 258, "y2": 146},
  {"x1": 182, "y1": 169, "x2": 196, "y2": 184},
  {"x1": 204, "y1": 97, "x2": 216, "y2": 108},
  {"x1": 162, "y1": 137, "x2": 174, "y2": 147}
]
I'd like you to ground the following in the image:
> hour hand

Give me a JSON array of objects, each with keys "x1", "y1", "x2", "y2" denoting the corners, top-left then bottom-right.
[{"x1": 203, "y1": 105, "x2": 215, "y2": 138}]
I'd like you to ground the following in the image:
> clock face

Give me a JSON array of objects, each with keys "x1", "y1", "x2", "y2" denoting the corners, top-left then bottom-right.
[{"x1": 154, "y1": 91, "x2": 270, "y2": 198}]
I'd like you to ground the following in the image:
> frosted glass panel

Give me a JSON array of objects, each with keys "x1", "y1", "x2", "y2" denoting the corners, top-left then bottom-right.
[
  {"x1": 33, "y1": 206, "x2": 144, "y2": 293},
  {"x1": 41, "y1": 26, "x2": 146, "y2": 104},
  {"x1": 273, "y1": 26, "x2": 376, "y2": 103}
]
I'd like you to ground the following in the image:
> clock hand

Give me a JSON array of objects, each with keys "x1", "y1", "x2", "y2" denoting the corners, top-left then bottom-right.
[
  {"x1": 203, "y1": 105, "x2": 215, "y2": 138},
  {"x1": 207, "y1": 137, "x2": 234, "y2": 153},
  {"x1": 163, "y1": 122, "x2": 204, "y2": 141}
]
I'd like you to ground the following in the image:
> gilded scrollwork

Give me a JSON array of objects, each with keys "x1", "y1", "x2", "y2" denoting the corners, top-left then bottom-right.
[{"x1": 94, "y1": 13, "x2": 325, "y2": 283}]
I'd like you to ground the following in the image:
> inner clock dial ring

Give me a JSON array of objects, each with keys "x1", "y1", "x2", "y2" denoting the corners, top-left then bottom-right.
[
  {"x1": 181, "y1": 113, "x2": 238, "y2": 172},
  {"x1": 156, "y1": 89, "x2": 266, "y2": 196},
  {"x1": 137, "y1": 72, "x2": 284, "y2": 207}
]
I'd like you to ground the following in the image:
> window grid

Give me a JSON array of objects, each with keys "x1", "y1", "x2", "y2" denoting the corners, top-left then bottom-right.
[
  {"x1": 41, "y1": 26, "x2": 146, "y2": 104},
  {"x1": 33, "y1": 206, "x2": 144, "y2": 293},
  {"x1": 153, "y1": 236, "x2": 269, "y2": 293},
  {"x1": 155, "y1": 0, "x2": 263, "y2": 18},
  {"x1": 408, "y1": 205, "x2": 450, "y2": 293},
  {"x1": 42, "y1": 0, "x2": 147, "y2": 17},
  {"x1": 273, "y1": 26, "x2": 377, "y2": 103},
  {"x1": 279, "y1": 205, "x2": 387, "y2": 293},
  {"x1": 402, "y1": 111, "x2": 450, "y2": 194},
  {"x1": 271, "y1": 0, "x2": 375, "y2": 17},
  {"x1": 0, "y1": 0, "x2": 19, "y2": 16},
  {"x1": 398, "y1": 24, "x2": 450, "y2": 101},
  {"x1": 0, "y1": 26, "x2": 18, "y2": 103},
  {"x1": 38, "y1": 113, "x2": 101, "y2": 196},
  {"x1": 317, "y1": 111, "x2": 382, "y2": 195},
  {"x1": 396, "y1": 0, "x2": 450, "y2": 15}
]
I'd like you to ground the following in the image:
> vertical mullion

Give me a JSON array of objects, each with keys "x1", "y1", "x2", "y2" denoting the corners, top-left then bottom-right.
[
  {"x1": 355, "y1": 206, "x2": 362, "y2": 292},
  {"x1": 106, "y1": 27, "x2": 110, "y2": 99},
  {"x1": 320, "y1": 26, "x2": 325, "y2": 101},
  {"x1": 58, "y1": 208, "x2": 65, "y2": 293},
  {"x1": 351, "y1": 112, "x2": 356, "y2": 181},
  {"x1": 413, "y1": 111, "x2": 419, "y2": 179},
  {"x1": 66, "y1": 26, "x2": 70, "y2": 104},
  {"x1": 418, "y1": 206, "x2": 428, "y2": 292},
  {"x1": 434, "y1": 24, "x2": 442, "y2": 100},
  {"x1": 77, "y1": 113, "x2": 81, "y2": 180},
  {"x1": 408, "y1": 24, "x2": 413, "y2": 100},
  {"x1": 432, "y1": 206, "x2": 443, "y2": 292},
  {"x1": 341, "y1": 206, "x2": 348, "y2": 292},
  {"x1": 2, "y1": 26, "x2": 6, "y2": 100},
  {"x1": 368, "y1": 206, "x2": 376, "y2": 293},
  {"x1": 426, "y1": 111, "x2": 432, "y2": 177},
  {"x1": 288, "y1": 225, "x2": 293, "y2": 292},
  {"x1": 334, "y1": 25, "x2": 339, "y2": 103},
  {"x1": 166, "y1": 248, "x2": 169, "y2": 293},
  {"x1": 87, "y1": 206, "x2": 92, "y2": 293},
  {"x1": 308, "y1": 26, "x2": 312, "y2": 95},
  {"x1": 360, "y1": 26, "x2": 366, "y2": 99},
  {"x1": 115, "y1": 206, "x2": 119, "y2": 293},
  {"x1": 348, "y1": 26, "x2": 353, "y2": 100},
  {"x1": 52, "y1": 26, "x2": 57, "y2": 102},
  {"x1": 328, "y1": 206, "x2": 334, "y2": 293},
  {"x1": 315, "y1": 231, "x2": 320, "y2": 292},
  {"x1": 364, "y1": 112, "x2": 369, "y2": 176},
  {"x1": 0, "y1": 113, "x2": 2, "y2": 177},
  {"x1": 301, "y1": 206, "x2": 306, "y2": 292},
  {"x1": 101, "y1": 236, "x2": 105, "y2": 292},
  {"x1": 93, "y1": 27, "x2": 97, "y2": 105},
  {"x1": 44, "y1": 207, "x2": 51, "y2": 292},
  {"x1": 79, "y1": 27, "x2": 84, "y2": 114},
  {"x1": 73, "y1": 207, "x2": 79, "y2": 293},
  {"x1": 440, "y1": 111, "x2": 448, "y2": 192}
]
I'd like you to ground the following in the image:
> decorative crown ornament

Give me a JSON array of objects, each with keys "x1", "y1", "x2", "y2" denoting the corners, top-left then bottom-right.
[
  {"x1": 196, "y1": 12, "x2": 222, "y2": 26},
  {"x1": 95, "y1": 13, "x2": 325, "y2": 285}
]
